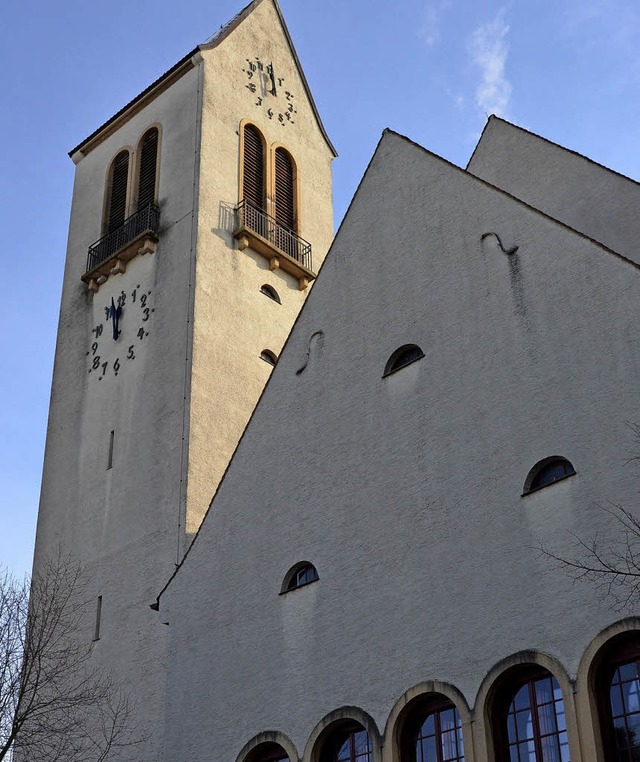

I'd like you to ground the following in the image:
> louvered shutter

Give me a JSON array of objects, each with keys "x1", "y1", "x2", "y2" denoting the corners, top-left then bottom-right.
[
  {"x1": 274, "y1": 148, "x2": 295, "y2": 232},
  {"x1": 243, "y1": 125, "x2": 264, "y2": 210},
  {"x1": 107, "y1": 151, "x2": 129, "y2": 233},
  {"x1": 137, "y1": 128, "x2": 158, "y2": 211}
]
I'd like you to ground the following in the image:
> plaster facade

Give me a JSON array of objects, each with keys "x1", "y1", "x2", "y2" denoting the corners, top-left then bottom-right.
[
  {"x1": 468, "y1": 115, "x2": 640, "y2": 267},
  {"x1": 159, "y1": 130, "x2": 640, "y2": 762},
  {"x1": 33, "y1": 0, "x2": 334, "y2": 758}
]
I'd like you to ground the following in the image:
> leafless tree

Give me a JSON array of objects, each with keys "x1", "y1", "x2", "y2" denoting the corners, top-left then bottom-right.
[
  {"x1": 538, "y1": 424, "x2": 640, "y2": 612},
  {"x1": 0, "y1": 556, "x2": 141, "y2": 762},
  {"x1": 538, "y1": 502, "x2": 640, "y2": 611}
]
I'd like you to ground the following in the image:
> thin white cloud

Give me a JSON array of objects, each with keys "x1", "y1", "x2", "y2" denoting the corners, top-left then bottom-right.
[
  {"x1": 419, "y1": 1, "x2": 451, "y2": 47},
  {"x1": 468, "y1": 9, "x2": 512, "y2": 118}
]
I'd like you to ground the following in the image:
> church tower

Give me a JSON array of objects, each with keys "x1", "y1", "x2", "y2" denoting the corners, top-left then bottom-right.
[{"x1": 33, "y1": 0, "x2": 335, "y2": 756}]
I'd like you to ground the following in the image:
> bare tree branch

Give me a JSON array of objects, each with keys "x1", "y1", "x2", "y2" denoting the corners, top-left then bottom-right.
[{"x1": 0, "y1": 556, "x2": 143, "y2": 762}]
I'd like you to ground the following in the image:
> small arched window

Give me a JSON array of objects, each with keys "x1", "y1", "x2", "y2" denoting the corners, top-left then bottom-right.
[
  {"x1": 137, "y1": 127, "x2": 159, "y2": 211},
  {"x1": 523, "y1": 457, "x2": 576, "y2": 495},
  {"x1": 105, "y1": 150, "x2": 130, "y2": 233},
  {"x1": 383, "y1": 344, "x2": 424, "y2": 377},
  {"x1": 274, "y1": 147, "x2": 296, "y2": 232},
  {"x1": 321, "y1": 724, "x2": 373, "y2": 762},
  {"x1": 595, "y1": 634, "x2": 640, "y2": 761},
  {"x1": 492, "y1": 667, "x2": 569, "y2": 762},
  {"x1": 246, "y1": 743, "x2": 290, "y2": 762},
  {"x1": 281, "y1": 562, "x2": 319, "y2": 593},
  {"x1": 260, "y1": 284, "x2": 281, "y2": 303},
  {"x1": 260, "y1": 350, "x2": 278, "y2": 366},
  {"x1": 243, "y1": 124, "x2": 265, "y2": 211},
  {"x1": 400, "y1": 695, "x2": 465, "y2": 762}
]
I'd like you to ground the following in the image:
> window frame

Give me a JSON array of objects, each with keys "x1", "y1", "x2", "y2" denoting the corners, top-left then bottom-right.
[
  {"x1": 280, "y1": 561, "x2": 319, "y2": 594},
  {"x1": 399, "y1": 694, "x2": 465, "y2": 762},
  {"x1": 383, "y1": 344, "x2": 425, "y2": 377},
  {"x1": 491, "y1": 666, "x2": 570, "y2": 762},
  {"x1": 522, "y1": 457, "x2": 576, "y2": 496}
]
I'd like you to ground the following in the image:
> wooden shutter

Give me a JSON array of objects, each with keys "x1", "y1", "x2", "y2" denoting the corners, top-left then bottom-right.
[
  {"x1": 274, "y1": 148, "x2": 295, "y2": 232},
  {"x1": 243, "y1": 125, "x2": 264, "y2": 210},
  {"x1": 107, "y1": 151, "x2": 129, "y2": 232},
  {"x1": 137, "y1": 128, "x2": 158, "y2": 211}
]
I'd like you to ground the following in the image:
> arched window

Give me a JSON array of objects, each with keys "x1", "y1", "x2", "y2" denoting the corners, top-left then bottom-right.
[
  {"x1": 105, "y1": 150, "x2": 130, "y2": 233},
  {"x1": 274, "y1": 147, "x2": 296, "y2": 232},
  {"x1": 595, "y1": 634, "x2": 640, "y2": 761},
  {"x1": 523, "y1": 457, "x2": 576, "y2": 495},
  {"x1": 383, "y1": 344, "x2": 424, "y2": 376},
  {"x1": 243, "y1": 124, "x2": 265, "y2": 211},
  {"x1": 400, "y1": 695, "x2": 465, "y2": 762},
  {"x1": 321, "y1": 723, "x2": 373, "y2": 762},
  {"x1": 136, "y1": 127, "x2": 159, "y2": 211},
  {"x1": 260, "y1": 284, "x2": 281, "y2": 303},
  {"x1": 246, "y1": 742, "x2": 290, "y2": 762},
  {"x1": 260, "y1": 350, "x2": 278, "y2": 366},
  {"x1": 281, "y1": 562, "x2": 319, "y2": 593},
  {"x1": 492, "y1": 667, "x2": 569, "y2": 762}
]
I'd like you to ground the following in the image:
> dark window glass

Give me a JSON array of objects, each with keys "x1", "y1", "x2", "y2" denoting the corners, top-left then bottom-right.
[
  {"x1": 250, "y1": 743, "x2": 290, "y2": 762},
  {"x1": 260, "y1": 350, "x2": 278, "y2": 366},
  {"x1": 284, "y1": 563, "x2": 319, "y2": 592},
  {"x1": 330, "y1": 729, "x2": 372, "y2": 762},
  {"x1": 502, "y1": 675, "x2": 569, "y2": 762},
  {"x1": 414, "y1": 702, "x2": 465, "y2": 762},
  {"x1": 608, "y1": 658, "x2": 640, "y2": 760},
  {"x1": 384, "y1": 344, "x2": 424, "y2": 376},
  {"x1": 527, "y1": 458, "x2": 576, "y2": 493},
  {"x1": 260, "y1": 284, "x2": 281, "y2": 303}
]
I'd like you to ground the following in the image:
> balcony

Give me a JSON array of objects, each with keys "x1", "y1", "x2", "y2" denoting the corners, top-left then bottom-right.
[
  {"x1": 234, "y1": 200, "x2": 315, "y2": 290},
  {"x1": 82, "y1": 203, "x2": 160, "y2": 292}
]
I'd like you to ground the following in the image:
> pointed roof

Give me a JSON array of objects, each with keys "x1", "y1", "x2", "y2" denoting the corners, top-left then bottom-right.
[
  {"x1": 466, "y1": 115, "x2": 640, "y2": 266},
  {"x1": 69, "y1": 0, "x2": 336, "y2": 159}
]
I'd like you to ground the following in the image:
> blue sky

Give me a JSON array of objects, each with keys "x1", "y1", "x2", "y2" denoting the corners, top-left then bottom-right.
[{"x1": 1, "y1": 0, "x2": 639, "y2": 577}]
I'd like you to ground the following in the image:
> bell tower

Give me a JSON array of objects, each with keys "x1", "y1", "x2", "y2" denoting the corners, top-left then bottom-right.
[{"x1": 32, "y1": 0, "x2": 335, "y2": 757}]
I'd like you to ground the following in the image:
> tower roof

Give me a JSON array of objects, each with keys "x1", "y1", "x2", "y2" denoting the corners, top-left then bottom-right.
[{"x1": 69, "y1": 0, "x2": 336, "y2": 160}]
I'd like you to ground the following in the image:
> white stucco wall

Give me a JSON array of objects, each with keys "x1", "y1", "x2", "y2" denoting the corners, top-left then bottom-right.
[
  {"x1": 161, "y1": 131, "x2": 640, "y2": 762},
  {"x1": 34, "y1": 64, "x2": 201, "y2": 759},
  {"x1": 468, "y1": 116, "x2": 640, "y2": 267}
]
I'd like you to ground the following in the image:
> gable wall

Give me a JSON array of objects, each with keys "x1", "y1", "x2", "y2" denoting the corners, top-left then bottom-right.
[
  {"x1": 162, "y1": 132, "x2": 640, "y2": 761},
  {"x1": 468, "y1": 117, "x2": 640, "y2": 266}
]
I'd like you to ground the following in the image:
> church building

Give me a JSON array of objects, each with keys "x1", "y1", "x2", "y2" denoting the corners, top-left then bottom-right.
[{"x1": 32, "y1": 1, "x2": 640, "y2": 761}]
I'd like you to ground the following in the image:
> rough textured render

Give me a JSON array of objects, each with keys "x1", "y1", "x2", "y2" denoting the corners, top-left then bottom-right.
[
  {"x1": 467, "y1": 115, "x2": 640, "y2": 267},
  {"x1": 32, "y1": 0, "x2": 333, "y2": 758},
  {"x1": 160, "y1": 130, "x2": 640, "y2": 762}
]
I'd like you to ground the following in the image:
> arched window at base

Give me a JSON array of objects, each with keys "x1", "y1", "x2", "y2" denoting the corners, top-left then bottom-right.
[
  {"x1": 595, "y1": 633, "x2": 640, "y2": 761},
  {"x1": 399, "y1": 694, "x2": 465, "y2": 762},
  {"x1": 492, "y1": 666, "x2": 569, "y2": 762}
]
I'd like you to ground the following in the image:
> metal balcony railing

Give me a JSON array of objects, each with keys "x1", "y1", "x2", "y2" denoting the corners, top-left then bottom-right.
[
  {"x1": 235, "y1": 200, "x2": 312, "y2": 270},
  {"x1": 86, "y1": 203, "x2": 160, "y2": 275}
]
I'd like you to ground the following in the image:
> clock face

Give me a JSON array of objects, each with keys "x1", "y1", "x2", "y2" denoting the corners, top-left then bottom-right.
[
  {"x1": 242, "y1": 57, "x2": 297, "y2": 126},
  {"x1": 86, "y1": 284, "x2": 155, "y2": 381}
]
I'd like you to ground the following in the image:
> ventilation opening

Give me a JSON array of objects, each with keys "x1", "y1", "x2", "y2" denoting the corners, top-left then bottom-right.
[
  {"x1": 383, "y1": 344, "x2": 424, "y2": 376},
  {"x1": 260, "y1": 350, "x2": 278, "y2": 366},
  {"x1": 260, "y1": 284, "x2": 281, "y2": 303}
]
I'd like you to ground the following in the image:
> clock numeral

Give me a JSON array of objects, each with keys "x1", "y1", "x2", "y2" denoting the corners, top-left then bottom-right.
[
  {"x1": 137, "y1": 327, "x2": 146, "y2": 341},
  {"x1": 140, "y1": 294, "x2": 147, "y2": 308},
  {"x1": 101, "y1": 362, "x2": 108, "y2": 378},
  {"x1": 127, "y1": 345, "x2": 135, "y2": 360},
  {"x1": 142, "y1": 308, "x2": 150, "y2": 322},
  {"x1": 131, "y1": 289, "x2": 136, "y2": 303},
  {"x1": 92, "y1": 356, "x2": 101, "y2": 370},
  {"x1": 113, "y1": 358, "x2": 120, "y2": 376},
  {"x1": 91, "y1": 342, "x2": 98, "y2": 355},
  {"x1": 92, "y1": 324, "x2": 103, "y2": 338},
  {"x1": 117, "y1": 290, "x2": 126, "y2": 308}
]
